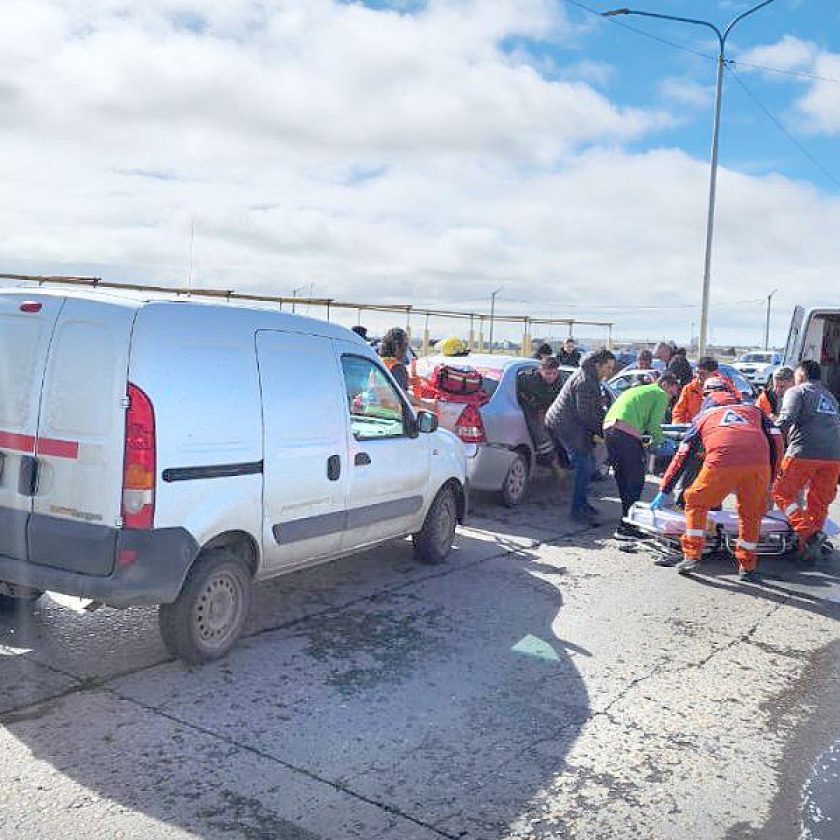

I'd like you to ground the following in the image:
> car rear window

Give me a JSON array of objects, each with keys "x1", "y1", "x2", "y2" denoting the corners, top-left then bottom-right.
[{"x1": 474, "y1": 368, "x2": 503, "y2": 399}]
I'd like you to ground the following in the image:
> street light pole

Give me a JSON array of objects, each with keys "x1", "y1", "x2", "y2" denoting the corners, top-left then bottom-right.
[
  {"x1": 291, "y1": 286, "x2": 304, "y2": 313},
  {"x1": 488, "y1": 287, "x2": 502, "y2": 351},
  {"x1": 765, "y1": 288, "x2": 778, "y2": 350},
  {"x1": 603, "y1": 1, "x2": 775, "y2": 357}
]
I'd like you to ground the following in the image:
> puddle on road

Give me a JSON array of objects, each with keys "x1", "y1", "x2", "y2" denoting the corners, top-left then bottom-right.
[{"x1": 802, "y1": 735, "x2": 840, "y2": 840}]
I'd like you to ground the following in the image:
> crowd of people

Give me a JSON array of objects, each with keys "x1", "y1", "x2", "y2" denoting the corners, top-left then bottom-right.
[{"x1": 362, "y1": 325, "x2": 840, "y2": 582}]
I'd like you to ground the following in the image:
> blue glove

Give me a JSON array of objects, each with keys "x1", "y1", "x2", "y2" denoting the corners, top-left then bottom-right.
[{"x1": 650, "y1": 491, "x2": 669, "y2": 511}]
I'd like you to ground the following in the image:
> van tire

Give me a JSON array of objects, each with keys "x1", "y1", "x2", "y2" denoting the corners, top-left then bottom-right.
[
  {"x1": 501, "y1": 452, "x2": 529, "y2": 507},
  {"x1": 413, "y1": 485, "x2": 457, "y2": 565},
  {"x1": 158, "y1": 549, "x2": 252, "y2": 665}
]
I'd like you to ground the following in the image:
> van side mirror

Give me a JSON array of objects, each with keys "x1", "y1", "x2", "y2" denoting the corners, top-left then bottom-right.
[{"x1": 416, "y1": 410, "x2": 438, "y2": 434}]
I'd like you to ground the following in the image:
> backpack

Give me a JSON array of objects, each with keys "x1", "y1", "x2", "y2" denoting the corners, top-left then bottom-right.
[{"x1": 430, "y1": 364, "x2": 483, "y2": 396}]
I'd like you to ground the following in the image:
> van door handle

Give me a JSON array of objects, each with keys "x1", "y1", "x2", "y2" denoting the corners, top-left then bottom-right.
[
  {"x1": 326, "y1": 455, "x2": 341, "y2": 481},
  {"x1": 354, "y1": 452, "x2": 371, "y2": 466},
  {"x1": 18, "y1": 455, "x2": 39, "y2": 497}
]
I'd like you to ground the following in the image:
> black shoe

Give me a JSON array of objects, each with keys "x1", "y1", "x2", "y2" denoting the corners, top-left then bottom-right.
[
  {"x1": 653, "y1": 554, "x2": 681, "y2": 567},
  {"x1": 614, "y1": 522, "x2": 644, "y2": 541},
  {"x1": 677, "y1": 557, "x2": 701, "y2": 575},
  {"x1": 739, "y1": 568, "x2": 760, "y2": 582}
]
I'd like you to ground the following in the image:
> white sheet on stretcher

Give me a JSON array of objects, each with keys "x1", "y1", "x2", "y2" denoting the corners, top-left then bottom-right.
[{"x1": 626, "y1": 503, "x2": 840, "y2": 538}]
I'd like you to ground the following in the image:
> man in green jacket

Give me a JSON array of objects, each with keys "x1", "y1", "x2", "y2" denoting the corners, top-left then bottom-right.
[{"x1": 604, "y1": 374, "x2": 681, "y2": 536}]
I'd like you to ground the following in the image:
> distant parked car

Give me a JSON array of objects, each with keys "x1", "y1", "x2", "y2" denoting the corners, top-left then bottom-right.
[
  {"x1": 608, "y1": 363, "x2": 756, "y2": 402},
  {"x1": 732, "y1": 350, "x2": 782, "y2": 387}
]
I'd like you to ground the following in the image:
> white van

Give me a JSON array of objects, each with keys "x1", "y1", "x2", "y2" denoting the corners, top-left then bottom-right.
[
  {"x1": 784, "y1": 307, "x2": 840, "y2": 398},
  {"x1": 0, "y1": 287, "x2": 467, "y2": 662}
]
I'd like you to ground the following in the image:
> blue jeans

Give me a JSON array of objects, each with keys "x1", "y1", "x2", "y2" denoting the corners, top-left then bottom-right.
[{"x1": 568, "y1": 448, "x2": 596, "y2": 514}]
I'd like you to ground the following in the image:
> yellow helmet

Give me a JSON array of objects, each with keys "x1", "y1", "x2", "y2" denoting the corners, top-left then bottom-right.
[{"x1": 437, "y1": 336, "x2": 468, "y2": 357}]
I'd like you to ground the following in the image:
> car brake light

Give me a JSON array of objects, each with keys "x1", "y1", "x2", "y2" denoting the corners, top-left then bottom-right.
[
  {"x1": 122, "y1": 383, "x2": 156, "y2": 529},
  {"x1": 455, "y1": 404, "x2": 486, "y2": 444}
]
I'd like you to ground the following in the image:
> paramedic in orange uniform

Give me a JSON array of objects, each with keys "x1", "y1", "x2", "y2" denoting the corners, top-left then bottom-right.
[
  {"x1": 773, "y1": 360, "x2": 840, "y2": 562},
  {"x1": 756, "y1": 366, "x2": 795, "y2": 422},
  {"x1": 672, "y1": 357, "x2": 738, "y2": 423},
  {"x1": 651, "y1": 378, "x2": 783, "y2": 580}
]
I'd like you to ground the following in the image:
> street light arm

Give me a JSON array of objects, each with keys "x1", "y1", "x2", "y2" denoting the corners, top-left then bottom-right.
[
  {"x1": 723, "y1": 0, "x2": 775, "y2": 42},
  {"x1": 602, "y1": 8, "x2": 722, "y2": 44}
]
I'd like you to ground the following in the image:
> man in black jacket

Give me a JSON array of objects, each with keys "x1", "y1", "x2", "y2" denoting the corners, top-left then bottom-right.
[
  {"x1": 546, "y1": 348, "x2": 616, "y2": 524},
  {"x1": 558, "y1": 338, "x2": 582, "y2": 367},
  {"x1": 518, "y1": 357, "x2": 564, "y2": 472}
]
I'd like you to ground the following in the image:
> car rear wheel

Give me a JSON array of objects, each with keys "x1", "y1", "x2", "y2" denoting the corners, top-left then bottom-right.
[
  {"x1": 501, "y1": 452, "x2": 529, "y2": 507},
  {"x1": 158, "y1": 549, "x2": 251, "y2": 665},
  {"x1": 413, "y1": 485, "x2": 458, "y2": 565}
]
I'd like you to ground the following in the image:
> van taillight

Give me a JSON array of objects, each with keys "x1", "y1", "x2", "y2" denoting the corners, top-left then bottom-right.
[
  {"x1": 455, "y1": 404, "x2": 486, "y2": 444},
  {"x1": 122, "y1": 383, "x2": 156, "y2": 529}
]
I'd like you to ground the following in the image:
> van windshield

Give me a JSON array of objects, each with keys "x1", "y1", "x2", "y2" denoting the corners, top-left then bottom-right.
[{"x1": 739, "y1": 352, "x2": 772, "y2": 363}]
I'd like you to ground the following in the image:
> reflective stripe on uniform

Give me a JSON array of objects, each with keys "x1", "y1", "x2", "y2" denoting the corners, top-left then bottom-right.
[
  {"x1": 685, "y1": 528, "x2": 705, "y2": 537},
  {"x1": 738, "y1": 539, "x2": 758, "y2": 550},
  {"x1": 785, "y1": 503, "x2": 799, "y2": 516}
]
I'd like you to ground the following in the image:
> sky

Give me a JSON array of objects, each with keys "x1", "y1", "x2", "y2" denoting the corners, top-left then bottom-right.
[{"x1": 1, "y1": 0, "x2": 838, "y2": 346}]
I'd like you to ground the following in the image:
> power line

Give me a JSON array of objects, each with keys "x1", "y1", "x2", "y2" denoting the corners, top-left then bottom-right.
[
  {"x1": 726, "y1": 65, "x2": 840, "y2": 190},
  {"x1": 559, "y1": 0, "x2": 715, "y2": 61},
  {"x1": 732, "y1": 59, "x2": 840, "y2": 85},
  {"x1": 560, "y1": 0, "x2": 840, "y2": 86}
]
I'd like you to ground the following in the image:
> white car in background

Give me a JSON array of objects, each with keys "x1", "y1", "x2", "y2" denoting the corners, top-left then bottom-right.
[{"x1": 732, "y1": 350, "x2": 782, "y2": 387}]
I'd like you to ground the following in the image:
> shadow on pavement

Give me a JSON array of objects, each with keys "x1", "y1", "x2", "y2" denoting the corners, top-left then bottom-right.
[{"x1": 0, "y1": 526, "x2": 590, "y2": 839}]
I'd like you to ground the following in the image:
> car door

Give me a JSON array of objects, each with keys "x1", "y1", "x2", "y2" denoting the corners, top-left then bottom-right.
[
  {"x1": 257, "y1": 330, "x2": 349, "y2": 570},
  {"x1": 0, "y1": 293, "x2": 65, "y2": 563},
  {"x1": 335, "y1": 342, "x2": 430, "y2": 550}
]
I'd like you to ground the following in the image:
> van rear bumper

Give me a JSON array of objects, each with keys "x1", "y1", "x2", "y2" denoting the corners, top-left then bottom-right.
[{"x1": 0, "y1": 526, "x2": 198, "y2": 608}]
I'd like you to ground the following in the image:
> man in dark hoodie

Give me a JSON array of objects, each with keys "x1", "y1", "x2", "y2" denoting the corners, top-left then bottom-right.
[{"x1": 546, "y1": 348, "x2": 616, "y2": 524}]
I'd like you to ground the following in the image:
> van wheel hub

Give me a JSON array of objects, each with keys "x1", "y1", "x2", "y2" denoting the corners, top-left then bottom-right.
[{"x1": 194, "y1": 572, "x2": 242, "y2": 646}]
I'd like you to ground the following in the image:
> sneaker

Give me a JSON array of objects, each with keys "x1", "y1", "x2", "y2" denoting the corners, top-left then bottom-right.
[
  {"x1": 571, "y1": 508, "x2": 599, "y2": 527},
  {"x1": 653, "y1": 554, "x2": 681, "y2": 567},
  {"x1": 677, "y1": 557, "x2": 701, "y2": 575},
  {"x1": 583, "y1": 502, "x2": 600, "y2": 516},
  {"x1": 739, "y1": 568, "x2": 760, "y2": 582},
  {"x1": 796, "y1": 535, "x2": 821, "y2": 566}
]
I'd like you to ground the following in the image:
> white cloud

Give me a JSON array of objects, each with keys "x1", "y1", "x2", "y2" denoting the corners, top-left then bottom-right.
[
  {"x1": 738, "y1": 34, "x2": 819, "y2": 73},
  {"x1": 0, "y1": 1, "x2": 837, "y2": 346},
  {"x1": 659, "y1": 77, "x2": 714, "y2": 109},
  {"x1": 737, "y1": 35, "x2": 840, "y2": 136}
]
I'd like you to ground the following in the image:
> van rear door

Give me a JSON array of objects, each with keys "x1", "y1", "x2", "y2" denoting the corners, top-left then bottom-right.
[
  {"x1": 0, "y1": 293, "x2": 65, "y2": 562},
  {"x1": 28, "y1": 297, "x2": 136, "y2": 576},
  {"x1": 784, "y1": 306, "x2": 805, "y2": 366}
]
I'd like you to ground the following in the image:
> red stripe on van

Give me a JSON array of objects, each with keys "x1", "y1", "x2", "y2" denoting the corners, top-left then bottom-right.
[
  {"x1": 0, "y1": 431, "x2": 36, "y2": 453},
  {"x1": 37, "y1": 437, "x2": 80, "y2": 459},
  {"x1": 0, "y1": 430, "x2": 79, "y2": 459}
]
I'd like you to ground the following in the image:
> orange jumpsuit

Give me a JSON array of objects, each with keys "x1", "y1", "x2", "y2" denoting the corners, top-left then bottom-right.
[
  {"x1": 772, "y1": 381, "x2": 840, "y2": 544},
  {"x1": 755, "y1": 390, "x2": 778, "y2": 419},
  {"x1": 661, "y1": 395, "x2": 783, "y2": 571},
  {"x1": 672, "y1": 374, "x2": 738, "y2": 423}
]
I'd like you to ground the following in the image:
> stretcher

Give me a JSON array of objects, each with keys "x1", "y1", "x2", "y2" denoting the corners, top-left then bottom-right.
[{"x1": 624, "y1": 502, "x2": 839, "y2": 560}]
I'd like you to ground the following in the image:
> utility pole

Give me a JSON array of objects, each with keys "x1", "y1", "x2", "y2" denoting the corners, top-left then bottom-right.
[
  {"x1": 603, "y1": 1, "x2": 776, "y2": 356},
  {"x1": 488, "y1": 287, "x2": 502, "y2": 352},
  {"x1": 764, "y1": 288, "x2": 778, "y2": 350}
]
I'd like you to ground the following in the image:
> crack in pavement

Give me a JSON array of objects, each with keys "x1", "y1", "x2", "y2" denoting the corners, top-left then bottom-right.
[{"x1": 100, "y1": 681, "x2": 466, "y2": 840}]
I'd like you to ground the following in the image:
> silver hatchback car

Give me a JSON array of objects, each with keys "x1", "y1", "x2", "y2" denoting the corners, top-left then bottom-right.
[{"x1": 415, "y1": 354, "x2": 608, "y2": 506}]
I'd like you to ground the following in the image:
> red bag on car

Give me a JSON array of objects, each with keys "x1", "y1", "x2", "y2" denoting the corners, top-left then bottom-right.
[{"x1": 430, "y1": 364, "x2": 483, "y2": 396}]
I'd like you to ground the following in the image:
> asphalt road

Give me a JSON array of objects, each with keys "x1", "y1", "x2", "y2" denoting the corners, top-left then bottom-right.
[{"x1": 1, "y1": 475, "x2": 839, "y2": 839}]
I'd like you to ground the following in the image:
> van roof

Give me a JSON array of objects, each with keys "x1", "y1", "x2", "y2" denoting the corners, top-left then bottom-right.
[{"x1": 0, "y1": 284, "x2": 369, "y2": 345}]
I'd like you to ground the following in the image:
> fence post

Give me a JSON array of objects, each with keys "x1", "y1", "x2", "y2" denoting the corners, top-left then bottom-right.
[
  {"x1": 478, "y1": 316, "x2": 485, "y2": 352},
  {"x1": 468, "y1": 314, "x2": 475, "y2": 350}
]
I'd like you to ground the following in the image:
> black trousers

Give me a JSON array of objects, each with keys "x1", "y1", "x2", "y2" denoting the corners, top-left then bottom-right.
[{"x1": 605, "y1": 428, "x2": 646, "y2": 517}]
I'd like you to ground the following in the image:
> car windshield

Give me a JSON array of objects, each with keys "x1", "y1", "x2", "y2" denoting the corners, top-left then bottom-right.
[{"x1": 739, "y1": 352, "x2": 771, "y2": 363}]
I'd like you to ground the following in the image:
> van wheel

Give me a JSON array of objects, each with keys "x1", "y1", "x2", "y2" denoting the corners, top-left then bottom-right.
[
  {"x1": 158, "y1": 549, "x2": 251, "y2": 665},
  {"x1": 501, "y1": 453, "x2": 529, "y2": 507},
  {"x1": 413, "y1": 485, "x2": 458, "y2": 565},
  {"x1": 0, "y1": 585, "x2": 43, "y2": 612}
]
